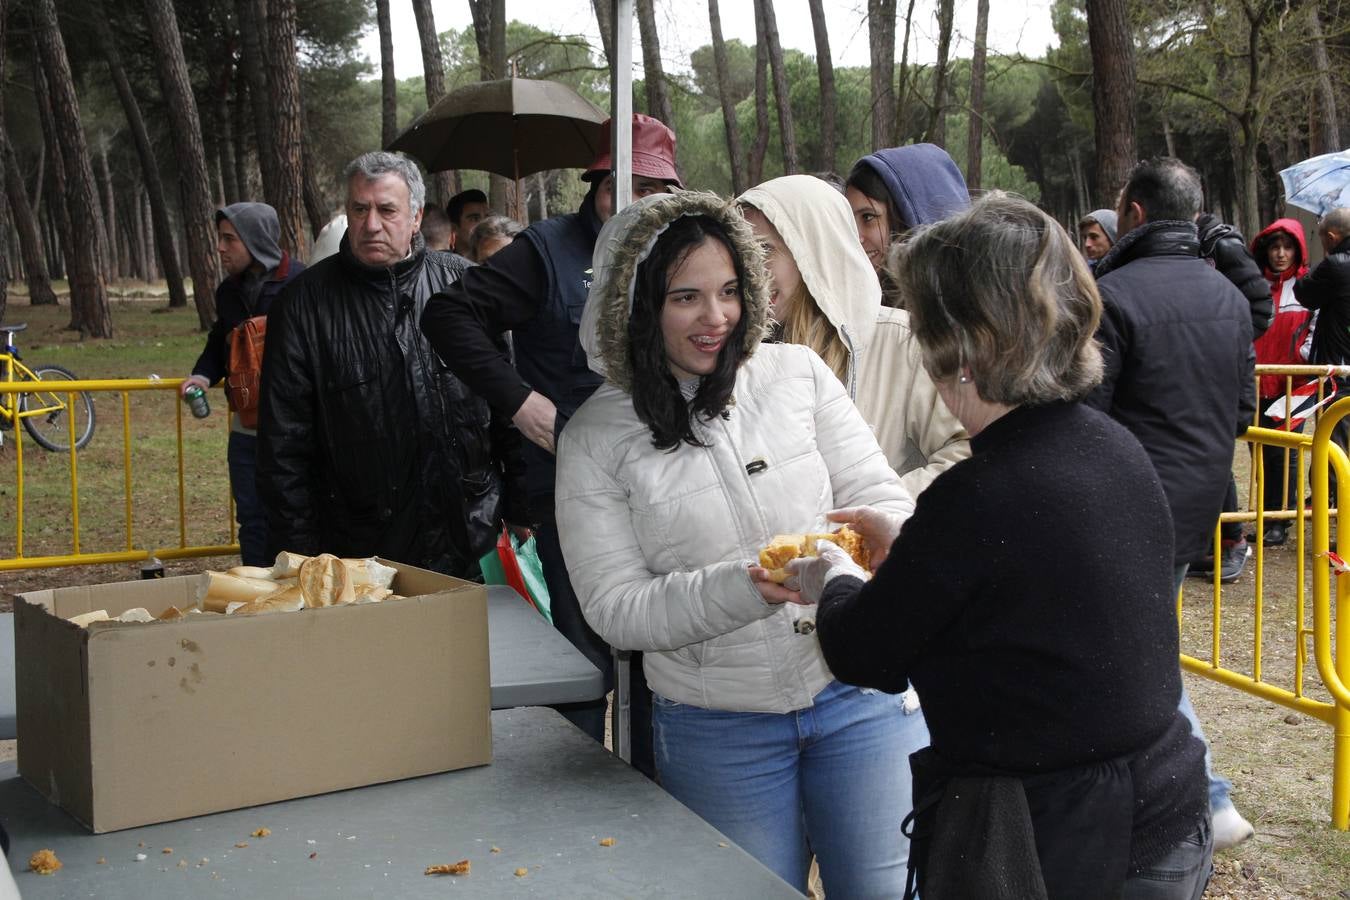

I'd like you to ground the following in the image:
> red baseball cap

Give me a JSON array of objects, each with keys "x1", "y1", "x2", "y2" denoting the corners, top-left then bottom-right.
[{"x1": 583, "y1": 114, "x2": 681, "y2": 187}]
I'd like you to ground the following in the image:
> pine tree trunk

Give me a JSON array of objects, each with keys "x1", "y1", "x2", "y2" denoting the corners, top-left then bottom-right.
[
  {"x1": 591, "y1": 0, "x2": 614, "y2": 68},
  {"x1": 92, "y1": 3, "x2": 187, "y2": 307},
  {"x1": 965, "y1": 0, "x2": 989, "y2": 190},
  {"x1": 142, "y1": 0, "x2": 218, "y2": 330},
  {"x1": 1086, "y1": 0, "x2": 1136, "y2": 208},
  {"x1": 376, "y1": 0, "x2": 398, "y2": 148},
  {"x1": 412, "y1": 0, "x2": 454, "y2": 207},
  {"x1": 927, "y1": 0, "x2": 954, "y2": 148},
  {"x1": 3, "y1": 134, "x2": 58, "y2": 306},
  {"x1": 216, "y1": 59, "x2": 239, "y2": 203},
  {"x1": 636, "y1": 0, "x2": 675, "y2": 127},
  {"x1": 708, "y1": 0, "x2": 747, "y2": 193},
  {"x1": 265, "y1": 0, "x2": 307, "y2": 261},
  {"x1": 301, "y1": 135, "x2": 327, "y2": 239},
  {"x1": 468, "y1": 0, "x2": 511, "y2": 213},
  {"x1": 895, "y1": 0, "x2": 916, "y2": 144},
  {"x1": 868, "y1": 0, "x2": 896, "y2": 152},
  {"x1": 236, "y1": 0, "x2": 278, "y2": 207},
  {"x1": 749, "y1": 0, "x2": 770, "y2": 186},
  {"x1": 806, "y1": 0, "x2": 836, "y2": 173},
  {"x1": 97, "y1": 135, "x2": 117, "y2": 280},
  {"x1": 1307, "y1": 2, "x2": 1339, "y2": 155},
  {"x1": 757, "y1": 0, "x2": 797, "y2": 174},
  {"x1": 32, "y1": 0, "x2": 112, "y2": 337},
  {"x1": 232, "y1": 76, "x2": 250, "y2": 197}
]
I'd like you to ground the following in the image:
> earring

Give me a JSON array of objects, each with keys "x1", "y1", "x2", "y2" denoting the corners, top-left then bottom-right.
[{"x1": 958, "y1": 372, "x2": 972, "y2": 384}]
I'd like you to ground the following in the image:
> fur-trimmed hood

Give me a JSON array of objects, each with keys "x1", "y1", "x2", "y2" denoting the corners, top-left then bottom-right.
[{"x1": 580, "y1": 190, "x2": 772, "y2": 392}]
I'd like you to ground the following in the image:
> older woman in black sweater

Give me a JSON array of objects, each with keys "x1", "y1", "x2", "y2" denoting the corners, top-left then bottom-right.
[{"x1": 789, "y1": 194, "x2": 1211, "y2": 900}]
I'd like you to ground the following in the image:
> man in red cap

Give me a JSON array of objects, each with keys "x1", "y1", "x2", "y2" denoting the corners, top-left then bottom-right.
[{"x1": 421, "y1": 114, "x2": 680, "y2": 776}]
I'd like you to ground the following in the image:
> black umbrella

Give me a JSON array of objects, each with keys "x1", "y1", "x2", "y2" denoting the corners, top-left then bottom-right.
[{"x1": 388, "y1": 77, "x2": 607, "y2": 182}]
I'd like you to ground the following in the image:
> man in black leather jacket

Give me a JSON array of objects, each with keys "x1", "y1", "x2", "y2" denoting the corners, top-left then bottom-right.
[{"x1": 256, "y1": 151, "x2": 527, "y2": 576}]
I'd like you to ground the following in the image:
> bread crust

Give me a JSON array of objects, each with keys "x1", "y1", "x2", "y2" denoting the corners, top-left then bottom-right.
[
  {"x1": 757, "y1": 527, "x2": 869, "y2": 583},
  {"x1": 299, "y1": 553, "x2": 354, "y2": 608}
]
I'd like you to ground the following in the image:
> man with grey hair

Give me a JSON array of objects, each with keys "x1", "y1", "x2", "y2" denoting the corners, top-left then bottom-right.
[
  {"x1": 256, "y1": 150, "x2": 528, "y2": 576},
  {"x1": 1087, "y1": 156, "x2": 1257, "y2": 852}
]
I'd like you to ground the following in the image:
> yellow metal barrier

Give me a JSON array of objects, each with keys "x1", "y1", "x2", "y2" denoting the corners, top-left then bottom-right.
[
  {"x1": 0, "y1": 378, "x2": 238, "y2": 571},
  {"x1": 1182, "y1": 366, "x2": 1350, "y2": 829}
]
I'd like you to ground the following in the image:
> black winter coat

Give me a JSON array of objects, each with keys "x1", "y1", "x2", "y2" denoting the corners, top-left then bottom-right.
[
  {"x1": 1295, "y1": 236, "x2": 1350, "y2": 366},
  {"x1": 1088, "y1": 221, "x2": 1257, "y2": 564},
  {"x1": 1196, "y1": 213, "x2": 1273, "y2": 340},
  {"x1": 256, "y1": 233, "x2": 527, "y2": 577}
]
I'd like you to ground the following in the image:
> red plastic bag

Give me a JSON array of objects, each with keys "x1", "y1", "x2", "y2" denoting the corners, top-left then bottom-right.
[{"x1": 496, "y1": 528, "x2": 531, "y2": 605}]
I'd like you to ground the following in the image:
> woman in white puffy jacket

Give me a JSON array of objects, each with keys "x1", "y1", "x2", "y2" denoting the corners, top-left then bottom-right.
[{"x1": 555, "y1": 190, "x2": 916, "y2": 898}]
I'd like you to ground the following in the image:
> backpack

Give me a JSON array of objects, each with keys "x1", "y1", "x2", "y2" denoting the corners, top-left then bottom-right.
[{"x1": 226, "y1": 315, "x2": 267, "y2": 428}]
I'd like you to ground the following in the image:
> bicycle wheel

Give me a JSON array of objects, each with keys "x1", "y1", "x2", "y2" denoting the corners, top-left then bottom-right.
[{"x1": 20, "y1": 364, "x2": 96, "y2": 451}]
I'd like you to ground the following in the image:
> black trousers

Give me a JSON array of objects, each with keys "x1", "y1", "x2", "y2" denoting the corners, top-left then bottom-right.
[{"x1": 535, "y1": 521, "x2": 655, "y2": 779}]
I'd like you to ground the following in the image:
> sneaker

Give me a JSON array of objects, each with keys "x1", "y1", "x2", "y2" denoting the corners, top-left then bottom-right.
[
  {"x1": 1188, "y1": 539, "x2": 1250, "y2": 582},
  {"x1": 1212, "y1": 805, "x2": 1255, "y2": 851},
  {"x1": 1263, "y1": 523, "x2": 1287, "y2": 547},
  {"x1": 1218, "y1": 539, "x2": 1251, "y2": 583}
]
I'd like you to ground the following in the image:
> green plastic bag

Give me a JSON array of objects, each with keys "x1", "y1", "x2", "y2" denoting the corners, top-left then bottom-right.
[{"x1": 479, "y1": 529, "x2": 552, "y2": 624}]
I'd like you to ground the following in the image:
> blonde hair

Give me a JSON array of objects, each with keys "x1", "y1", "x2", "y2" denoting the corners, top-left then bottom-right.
[
  {"x1": 891, "y1": 192, "x2": 1103, "y2": 405},
  {"x1": 779, "y1": 282, "x2": 850, "y2": 384}
]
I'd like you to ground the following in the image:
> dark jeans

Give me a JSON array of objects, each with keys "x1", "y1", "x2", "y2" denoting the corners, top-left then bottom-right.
[
  {"x1": 227, "y1": 430, "x2": 269, "y2": 567},
  {"x1": 535, "y1": 521, "x2": 655, "y2": 779},
  {"x1": 1257, "y1": 411, "x2": 1303, "y2": 514},
  {"x1": 1120, "y1": 814, "x2": 1213, "y2": 900}
]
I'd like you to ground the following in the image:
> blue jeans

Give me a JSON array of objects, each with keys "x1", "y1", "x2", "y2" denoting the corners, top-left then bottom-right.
[
  {"x1": 227, "y1": 431, "x2": 269, "y2": 567},
  {"x1": 653, "y1": 679, "x2": 928, "y2": 898},
  {"x1": 1121, "y1": 813, "x2": 1213, "y2": 900},
  {"x1": 1173, "y1": 564, "x2": 1235, "y2": 812}
]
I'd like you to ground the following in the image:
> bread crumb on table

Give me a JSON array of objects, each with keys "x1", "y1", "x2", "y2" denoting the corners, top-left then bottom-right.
[
  {"x1": 599, "y1": 837, "x2": 616, "y2": 847},
  {"x1": 425, "y1": 860, "x2": 471, "y2": 876},
  {"x1": 28, "y1": 849, "x2": 62, "y2": 875}
]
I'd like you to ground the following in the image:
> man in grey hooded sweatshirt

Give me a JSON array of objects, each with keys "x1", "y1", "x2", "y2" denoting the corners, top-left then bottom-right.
[{"x1": 181, "y1": 202, "x2": 305, "y2": 566}]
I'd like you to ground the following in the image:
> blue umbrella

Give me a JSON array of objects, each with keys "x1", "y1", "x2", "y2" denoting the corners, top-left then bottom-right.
[{"x1": 1280, "y1": 150, "x2": 1350, "y2": 216}]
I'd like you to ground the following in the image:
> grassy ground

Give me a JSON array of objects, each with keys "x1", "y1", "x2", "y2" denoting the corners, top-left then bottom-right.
[{"x1": 2, "y1": 295, "x2": 1349, "y2": 896}]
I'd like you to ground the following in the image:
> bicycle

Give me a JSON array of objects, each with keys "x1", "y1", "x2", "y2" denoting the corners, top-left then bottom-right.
[{"x1": 0, "y1": 322, "x2": 97, "y2": 451}]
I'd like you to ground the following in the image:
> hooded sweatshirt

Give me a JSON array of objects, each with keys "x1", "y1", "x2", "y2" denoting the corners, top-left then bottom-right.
[
  {"x1": 559, "y1": 191, "x2": 912, "y2": 713},
  {"x1": 854, "y1": 143, "x2": 971, "y2": 231},
  {"x1": 738, "y1": 175, "x2": 969, "y2": 495},
  {"x1": 192, "y1": 202, "x2": 303, "y2": 433},
  {"x1": 217, "y1": 202, "x2": 284, "y2": 273},
  {"x1": 1251, "y1": 218, "x2": 1313, "y2": 399},
  {"x1": 1085, "y1": 208, "x2": 1119, "y2": 245}
]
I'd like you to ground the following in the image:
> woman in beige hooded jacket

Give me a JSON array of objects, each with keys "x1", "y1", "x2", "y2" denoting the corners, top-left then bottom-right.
[
  {"x1": 738, "y1": 175, "x2": 969, "y2": 498},
  {"x1": 555, "y1": 191, "x2": 915, "y2": 897}
]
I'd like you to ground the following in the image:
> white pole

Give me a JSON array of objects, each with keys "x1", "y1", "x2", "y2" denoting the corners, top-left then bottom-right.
[{"x1": 609, "y1": 0, "x2": 634, "y2": 768}]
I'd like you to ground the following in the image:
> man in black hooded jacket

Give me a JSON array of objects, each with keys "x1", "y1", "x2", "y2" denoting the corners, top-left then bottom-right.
[
  {"x1": 257, "y1": 151, "x2": 527, "y2": 576},
  {"x1": 182, "y1": 202, "x2": 305, "y2": 566},
  {"x1": 1087, "y1": 156, "x2": 1257, "y2": 852}
]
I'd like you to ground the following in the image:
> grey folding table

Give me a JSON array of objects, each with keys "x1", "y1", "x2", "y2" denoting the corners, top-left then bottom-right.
[
  {"x1": 0, "y1": 706, "x2": 801, "y2": 898},
  {"x1": 485, "y1": 584, "x2": 603, "y2": 708},
  {"x1": 0, "y1": 612, "x2": 13, "y2": 740}
]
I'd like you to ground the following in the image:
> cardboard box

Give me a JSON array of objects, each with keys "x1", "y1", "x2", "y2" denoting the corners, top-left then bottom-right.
[{"x1": 15, "y1": 561, "x2": 490, "y2": 833}]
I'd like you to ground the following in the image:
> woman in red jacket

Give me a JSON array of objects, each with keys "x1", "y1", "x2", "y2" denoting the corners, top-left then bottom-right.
[{"x1": 1251, "y1": 219, "x2": 1312, "y2": 547}]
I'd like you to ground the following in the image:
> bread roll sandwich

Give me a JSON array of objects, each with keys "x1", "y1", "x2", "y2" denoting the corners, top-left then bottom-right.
[
  {"x1": 196, "y1": 571, "x2": 281, "y2": 613},
  {"x1": 231, "y1": 589, "x2": 305, "y2": 616},
  {"x1": 271, "y1": 551, "x2": 311, "y2": 580},
  {"x1": 757, "y1": 526, "x2": 868, "y2": 584},
  {"x1": 299, "y1": 553, "x2": 354, "y2": 607},
  {"x1": 342, "y1": 558, "x2": 398, "y2": 590}
]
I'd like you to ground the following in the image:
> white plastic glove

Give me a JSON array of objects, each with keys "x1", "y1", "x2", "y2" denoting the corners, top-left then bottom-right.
[{"x1": 785, "y1": 539, "x2": 867, "y2": 605}]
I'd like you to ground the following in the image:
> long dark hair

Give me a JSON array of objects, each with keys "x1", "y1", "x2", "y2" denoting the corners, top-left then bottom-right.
[
  {"x1": 628, "y1": 215, "x2": 751, "y2": 451},
  {"x1": 845, "y1": 161, "x2": 906, "y2": 307}
]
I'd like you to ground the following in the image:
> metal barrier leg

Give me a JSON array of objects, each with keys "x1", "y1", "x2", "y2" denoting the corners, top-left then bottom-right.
[{"x1": 612, "y1": 648, "x2": 632, "y2": 764}]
